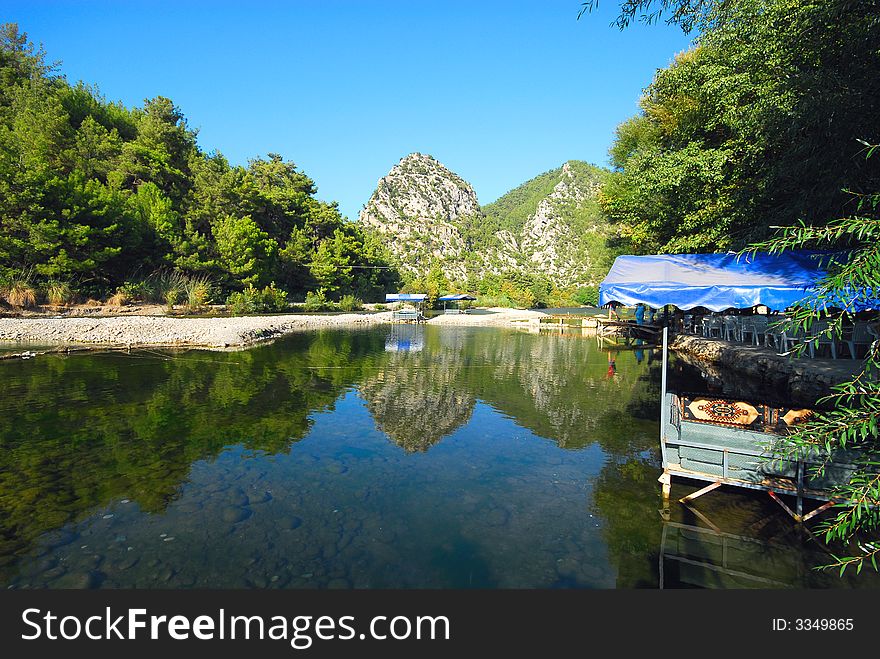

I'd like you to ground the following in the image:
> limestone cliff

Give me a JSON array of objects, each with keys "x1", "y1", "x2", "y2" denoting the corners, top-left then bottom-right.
[
  {"x1": 358, "y1": 153, "x2": 480, "y2": 281},
  {"x1": 358, "y1": 154, "x2": 614, "y2": 287}
]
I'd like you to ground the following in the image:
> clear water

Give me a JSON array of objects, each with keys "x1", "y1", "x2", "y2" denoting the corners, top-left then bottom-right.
[{"x1": 0, "y1": 326, "x2": 875, "y2": 589}]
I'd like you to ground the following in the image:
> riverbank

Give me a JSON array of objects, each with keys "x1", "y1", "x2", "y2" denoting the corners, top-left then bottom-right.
[
  {"x1": 671, "y1": 334, "x2": 863, "y2": 405},
  {"x1": 0, "y1": 307, "x2": 552, "y2": 349},
  {"x1": 0, "y1": 312, "x2": 396, "y2": 349},
  {"x1": 427, "y1": 308, "x2": 547, "y2": 326}
]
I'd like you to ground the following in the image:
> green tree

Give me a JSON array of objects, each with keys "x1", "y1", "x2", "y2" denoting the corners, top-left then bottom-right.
[
  {"x1": 111, "y1": 96, "x2": 196, "y2": 203},
  {"x1": 309, "y1": 229, "x2": 355, "y2": 295},
  {"x1": 600, "y1": 0, "x2": 880, "y2": 254},
  {"x1": 591, "y1": 1, "x2": 880, "y2": 576},
  {"x1": 0, "y1": 23, "x2": 399, "y2": 302},
  {"x1": 72, "y1": 115, "x2": 122, "y2": 179},
  {"x1": 744, "y1": 157, "x2": 880, "y2": 574},
  {"x1": 213, "y1": 214, "x2": 277, "y2": 288},
  {"x1": 423, "y1": 261, "x2": 450, "y2": 309}
]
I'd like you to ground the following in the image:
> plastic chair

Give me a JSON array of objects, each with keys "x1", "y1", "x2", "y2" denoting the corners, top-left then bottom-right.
[
  {"x1": 702, "y1": 317, "x2": 722, "y2": 338},
  {"x1": 722, "y1": 316, "x2": 741, "y2": 342},
  {"x1": 748, "y1": 316, "x2": 770, "y2": 346},
  {"x1": 807, "y1": 320, "x2": 838, "y2": 359},
  {"x1": 842, "y1": 322, "x2": 876, "y2": 359},
  {"x1": 767, "y1": 318, "x2": 795, "y2": 353}
]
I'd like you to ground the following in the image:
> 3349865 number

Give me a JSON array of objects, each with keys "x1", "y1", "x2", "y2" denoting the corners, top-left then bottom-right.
[{"x1": 795, "y1": 619, "x2": 853, "y2": 631}]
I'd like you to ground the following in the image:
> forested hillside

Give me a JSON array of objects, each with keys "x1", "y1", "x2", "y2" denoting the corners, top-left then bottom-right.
[
  {"x1": 600, "y1": 0, "x2": 880, "y2": 253},
  {"x1": 359, "y1": 154, "x2": 615, "y2": 307},
  {"x1": 0, "y1": 24, "x2": 399, "y2": 307}
]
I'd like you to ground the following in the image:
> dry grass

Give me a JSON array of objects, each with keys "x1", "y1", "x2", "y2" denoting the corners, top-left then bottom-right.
[
  {"x1": 44, "y1": 280, "x2": 74, "y2": 306},
  {"x1": 85, "y1": 298, "x2": 103, "y2": 307},
  {"x1": 106, "y1": 291, "x2": 130, "y2": 306},
  {"x1": 4, "y1": 280, "x2": 37, "y2": 308}
]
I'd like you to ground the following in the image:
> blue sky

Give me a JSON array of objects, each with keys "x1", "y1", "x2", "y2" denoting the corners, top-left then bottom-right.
[{"x1": 6, "y1": 1, "x2": 693, "y2": 220}]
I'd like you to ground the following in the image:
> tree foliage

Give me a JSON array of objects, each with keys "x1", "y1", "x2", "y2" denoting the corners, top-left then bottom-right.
[
  {"x1": 578, "y1": 0, "x2": 718, "y2": 33},
  {"x1": 0, "y1": 23, "x2": 400, "y2": 303},
  {"x1": 743, "y1": 160, "x2": 880, "y2": 573},
  {"x1": 600, "y1": 0, "x2": 880, "y2": 254},
  {"x1": 592, "y1": 0, "x2": 880, "y2": 573}
]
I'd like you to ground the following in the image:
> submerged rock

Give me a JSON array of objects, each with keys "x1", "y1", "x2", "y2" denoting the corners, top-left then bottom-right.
[
  {"x1": 278, "y1": 516, "x2": 303, "y2": 530},
  {"x1": 221, "y1": 506, "x2": 251, "y2": 524}
]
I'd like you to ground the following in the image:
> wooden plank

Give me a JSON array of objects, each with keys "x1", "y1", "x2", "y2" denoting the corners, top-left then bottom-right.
[
  {"x1": 768, "y1": 490, "x2": 800, "y2": 521},
  {"x1": 802, "y1": 500, "x2": 836, "y2": 522},
  {"x1": 679, "y1": 481, "x2": 723, "y2": 503},
  {"x1": 682, "y1": 503, "x2": 722, "y2": 533},
  {"x1": 661, "y1": 554, "x2": 790, "y2": 588},
  {"x1": 667, "y1": 467, "x2": 837, "y2": 501}
]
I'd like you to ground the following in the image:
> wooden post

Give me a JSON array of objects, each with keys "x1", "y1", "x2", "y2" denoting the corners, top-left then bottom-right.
[
  {"x1": 659, "y1": 472, "x2": 671, "y2": 503},
  {"x1": 802, "y1": 500, "x2": 836, "y2": 522},
  {"x1": 659, "y1": 325, "x2": 671, "y2": 506},
  {"x1": 796, "y1": 458, "x2": 804, "y2": 520},
  {"x1": 660, "y1": 325, "x2": 669, "y2": 450},
  {"x1": 768, "y1": 490, "x2": 801, "y2": 522}
]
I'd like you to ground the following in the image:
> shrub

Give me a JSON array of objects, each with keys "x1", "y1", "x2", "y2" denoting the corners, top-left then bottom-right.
[
  {"x1": 164, "y1": 288, "x2": 179, "y2": 310},
  {"x1": 118, "y1": 280, "x2": 149, "y2": 302},
  {"x1": 225, "y1": 283, "x2": 289, "y2": 316},
  {"x1": 132, "y1": 270, "x2": 185, "y2": 305},
  {"x1": 374, "y1": 303, "x2": 387, "y2": 311},
  {"x1": 303, "y1": 289, "x2": 331, "y2": 312},
  {"x1": 44, "y1": 280, "x2": 75, "y2": 306},
  {"x1": 3, "y1": 277, "x2": 37, "y2": 308},
  {"x1": 476, "y1": 294, "x2": 516, "y2": 309},
  {"x1": 183, "y1": 274, "x2": 214, "y2": 310},
  {"x1": 258, "y1": 282, "x2": 288, "y2": 312},
  {"x1": 225, "y1": 289, "x2": 256, "y2": 316},
  {"x1": 338, "y1": 294, "x2": 363, "y2": 312},
  {"x1": 573, "y1": 286, "x2": 599, "y2": 306},
  {"x1": 107, "y1": 279, "x2": 150, "y2": 306}
]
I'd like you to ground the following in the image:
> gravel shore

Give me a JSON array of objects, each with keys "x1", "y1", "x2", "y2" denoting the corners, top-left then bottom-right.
[
  {"x1": 0, "y1": 312, "x2": 396, "y2": 348},
  {"x1": 0, "y1": 307, "x2": 549, "y2": 348},
  {"x1": 426, "y1": 308, "x2": 546, "y2": 326}
]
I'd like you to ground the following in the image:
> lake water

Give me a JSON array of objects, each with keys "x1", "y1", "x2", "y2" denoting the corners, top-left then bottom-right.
[{"x1": 0, "y1": 325, "x2": 875, "y2": 589}]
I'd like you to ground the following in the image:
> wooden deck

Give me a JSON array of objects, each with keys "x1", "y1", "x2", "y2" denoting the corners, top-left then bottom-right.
[
  {"x1": 660, "y1": 392, "x2": 859, "y2": 521},
  {"x1": 596, "y1": 317, "x2": 663, "y2": 340}
]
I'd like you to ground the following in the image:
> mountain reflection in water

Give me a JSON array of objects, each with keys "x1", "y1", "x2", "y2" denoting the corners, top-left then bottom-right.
[{"x1": 0, "y1": 326, "x2": 875, "y2": 589}]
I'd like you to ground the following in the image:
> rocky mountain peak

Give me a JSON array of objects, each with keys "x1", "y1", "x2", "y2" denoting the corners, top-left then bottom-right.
[
  {"x1": 358, "y1": 153, "x2": 481, "y2": 278},
  {"x1": 358, "y1": 156, "x2": 612, "y2": 287}
]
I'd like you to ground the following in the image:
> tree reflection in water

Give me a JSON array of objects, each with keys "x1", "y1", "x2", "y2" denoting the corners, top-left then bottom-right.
[{"x1": 1, "y1": 326, "x2": 875, "y2": 588}]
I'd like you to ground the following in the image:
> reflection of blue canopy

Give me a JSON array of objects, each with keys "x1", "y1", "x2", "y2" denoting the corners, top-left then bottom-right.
[
  {"x1": 599, "y1": 251, "x2": 871, "y2": 312},
  {"x1": 437, "y1": 294, "x2": 477, "y2": 301},
  {"x1": 385, "y1": 325, "x2": 424, "y2": 352},
  {"x1": 386, "y1": 293, "x2": 426, "y2": 302}
]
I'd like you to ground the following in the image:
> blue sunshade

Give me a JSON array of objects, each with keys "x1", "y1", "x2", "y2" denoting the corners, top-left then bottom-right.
[{"x1": 599, "y1": 251, "x2": 873, "y2": 312}]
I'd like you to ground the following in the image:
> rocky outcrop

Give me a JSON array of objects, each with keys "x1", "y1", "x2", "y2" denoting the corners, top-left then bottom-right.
[
  {"x1": 357, "y1": 154, "x2": 612, "y2": 286},
  {"x1": 671, "y1": 334, "x2": 862, "y2": 406},
  {"x1": 358, "y1": 153, "x2": 481, "y2": 281},
  {"x1": 516, "y1": 161, "x2": 607, "y2": 285}
]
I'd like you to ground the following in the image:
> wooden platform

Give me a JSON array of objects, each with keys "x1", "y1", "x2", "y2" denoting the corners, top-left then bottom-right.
[
  {"x1": 660, "y1": 392, "x2": 858, "y2": 522},
  {"x1": 596, "y1": 318, "x2": 663, "y2": 340}
]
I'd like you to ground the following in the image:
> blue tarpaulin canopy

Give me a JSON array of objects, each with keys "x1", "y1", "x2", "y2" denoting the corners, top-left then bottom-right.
[
  {"x1": 386, "y1": 293, "x2": 426, "y2": 302},
  {"x1": 437, "y1": 294, "x2": 477, "y2": 301},
  {"x1": 598, "y1": 251, "x2": 862, "y2": 312}
]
